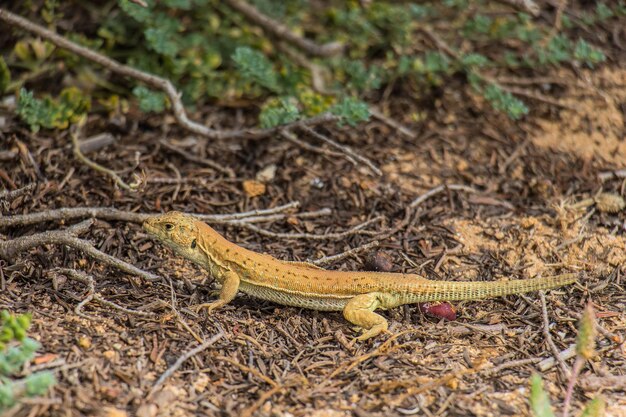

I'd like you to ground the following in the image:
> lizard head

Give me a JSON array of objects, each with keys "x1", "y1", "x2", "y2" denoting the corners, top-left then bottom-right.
[{"x1": 143, "y1": 211, "x2": 200, "y2": 256}]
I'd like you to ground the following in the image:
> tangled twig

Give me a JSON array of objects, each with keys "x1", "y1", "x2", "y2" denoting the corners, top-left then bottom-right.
[
  {"x1": 148, "y1": 332, "x2": 225, "y2": 397},
  {"x1": 0, "y1": 219, "x2": 159, "y2": 281},
  {"x1": 51, "y1": 268, "x2": 155, "y2": 318},
  {"x1": 70, "y1": 124, "x2": 136, "y2": 191}
]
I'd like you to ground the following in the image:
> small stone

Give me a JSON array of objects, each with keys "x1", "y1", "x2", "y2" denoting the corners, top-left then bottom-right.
[{"x1": 255, "y1": 164, "x2": 277, "y2": 183}]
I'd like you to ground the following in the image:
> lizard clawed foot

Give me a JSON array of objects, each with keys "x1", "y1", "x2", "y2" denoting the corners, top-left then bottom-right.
[{"x1": 190, "y1": 300, "x2": 226, "y2": 314}]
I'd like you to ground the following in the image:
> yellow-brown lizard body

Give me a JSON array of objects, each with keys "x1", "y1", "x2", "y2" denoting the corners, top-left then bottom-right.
[{"x1": 143, "y1": 211, "x2": 576, "y2": 340}]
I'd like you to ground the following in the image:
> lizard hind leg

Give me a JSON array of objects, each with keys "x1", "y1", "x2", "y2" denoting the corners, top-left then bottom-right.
[{"x1": 343, "y1": 292, "x2": 391, "y2": 341}]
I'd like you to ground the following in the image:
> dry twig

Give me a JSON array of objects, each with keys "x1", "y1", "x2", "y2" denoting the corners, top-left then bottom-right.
[
  {"x1": 51, "y1": 268, "x2": 155, "y2": 318},
  {"x1": 0, "y1": 183, "x2": 36, "y2": 203},
  {"x1": 539, "y1": 291, "x2": 570, "y2": 375},
  {"x1": 70, "y1": 124, "x2": 135, "y2": 191},
  {"x1": 0, "y1": 202, "x2": 305, "y2": 228},
  {"x1": 0, "y1": 8, "x2": 338, "y2": 141},
  {"x1": 148, "y1": 332, "x2": 225, "y2": 397},
  {"x1": 299, "y1": 126, "x2": 382, "y2": 176},
  {"x1": 0, "y1": 219, "x2": 159, "y2": 281},
  {"x1": 223, "y1": 0, "x2": 343, "y2": 57},
  {"x1": 409, "y1": 184, "x2": 478, "y2": 208},
  {"x1": 311, "y1": 240, "x2": 380, "y2": 266},
  {"x1": 493, "y1": 0, "x2": 540, "y2": 16},
  {"x1": 239, "y1": 216, "x2": 383, "y2": 240},
  {"x1": 158, "y1": 140, "x2": 236, "y2": 178}
]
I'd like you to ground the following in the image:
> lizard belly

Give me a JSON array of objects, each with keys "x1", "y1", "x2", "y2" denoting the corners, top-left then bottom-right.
[{"x1": 238, "y1": 281, "x2": 349, "y2": 311}]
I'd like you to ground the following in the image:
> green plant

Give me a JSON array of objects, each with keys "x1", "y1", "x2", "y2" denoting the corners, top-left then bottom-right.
[
  {"x1": 529, "y1": 304, "x2": 604, "y2": 417},
  {"x1": 17, "y1": 87, "x2": 91, "y2": 132},
  {"x1": 0, "y1": 310, "x2": 56, "y2": 411}
]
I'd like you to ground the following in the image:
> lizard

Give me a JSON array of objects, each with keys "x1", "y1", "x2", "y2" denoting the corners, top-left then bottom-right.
[{"x1": 143, "y1": 211, "x2": 577, "y2": 340}]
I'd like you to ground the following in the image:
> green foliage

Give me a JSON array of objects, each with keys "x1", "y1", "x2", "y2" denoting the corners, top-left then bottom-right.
[
  {"x1": 579, "y1": 397, "x2": 606, "y2": 417},
  {"x1": 0, "y1": 310, "x2": 56, "y2": 411},
  {"x1": 259, "y1": 97, "x2": 300, "y2": 128},
  {"x1": 132, "y1": 86, "x2": 167, "y2": 113},
  {"x1": 573, "y1": 39, "x2": 605, "y2": 68},
  {"x1": 483, "y1": 84, "x2": 528, "y2": 120},
  {"x1": 0, "y1": 56, "x2": 10, "y2": 93},
  {"x1": 1, "y1": 0, "x2": 614, "y2": 129},
  {"x1": 528, "y1": 304, "x2": 604, "y2": 417},
  {"x1": 330, "y1": 97, "x2": 370, "y2": 126},
  {"x1": 232, "y1": 47, "x2": 280, "y2": 93},
  {"x1": 17, "y1": 88, "x2": 91, "y2": 132},
  {"x1": 529, "y1": 374, "x2": 555, "y2": 417}
]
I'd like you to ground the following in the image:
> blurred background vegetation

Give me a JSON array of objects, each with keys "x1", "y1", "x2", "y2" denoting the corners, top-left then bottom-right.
[{"x1": 1, "y1": 0, "x2": 622, "y2": 133}]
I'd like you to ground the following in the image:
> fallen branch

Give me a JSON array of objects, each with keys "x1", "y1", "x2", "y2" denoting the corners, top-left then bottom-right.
[
  {"x1": 493, "y1": 0, "x2": 540, "y2": 16},
  {"x1": 539, "y1": 291, "x2": 570, "y2": 375},
  {"x1": 148, "y1": 332, "x2": 225, "y2": 397},
  {"x1": 158, "y1": 140, "x2": 236, "y2": 178},
  {"x1": 0, "y1": 219, "x2": 159, "y2": 281},
  {"x1": 299, "y1": 126, "x2": 382, "y2": 176},
  {"x1": 409, "y1": 184, "x2": 478, "y2": 208},
  {"x1": 0, "y1": 183, "x2": 36, "y2": 203},
  {"x1": 223, "y1": 0, "x2": 343, "y2": 57},
  {"x1": 239, "y1": 216, "x2": 383, "y2": 240},
  {"x1": 311, "y1": 240, "x2": 380, "y2": 266},
  {"x1": 0, "y1": 8, "x2": 339, "y2": 141},
  {"x1": 0, "y1": 202, "x2": 303, "y2": 228}
]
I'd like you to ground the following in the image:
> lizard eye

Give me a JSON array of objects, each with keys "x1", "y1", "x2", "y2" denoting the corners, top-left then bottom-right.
[
  {"x1": 164, "y1": 223, "x2": 174, "y2": 231},
  {"x1": 190, "y1": 239, "x2": 197, "y2": 249}
]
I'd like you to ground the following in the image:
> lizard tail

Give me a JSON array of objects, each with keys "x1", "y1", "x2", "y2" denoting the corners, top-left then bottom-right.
[{"x1": 410, "y1": 273, "x2": 578, "y2": 303}]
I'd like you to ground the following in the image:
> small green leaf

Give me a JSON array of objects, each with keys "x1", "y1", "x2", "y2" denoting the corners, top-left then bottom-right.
[
  {"x1": 574, "y1": 40, "x2": 605, "y2": 68},
  {"x1": 330, "y1": 97, "x2": 369, "y2": 126},
  {"x1": 483, "y1": 83, "x2": 528, "y2": 120},
  {"x1": 576, "y1": 303, "x2": 597, "y2": 360},
  {"x1": 232, "y1": 47, "x2": 280, "y2": 93},
  {"x1": 0, "y1": 56, "x2": 10, "y2": 93},
  {"x1": 259, "y1": 97, "x2": 300, "y2": 128},
  {"x1": 580, "y1": 396, "x2": 605, "y2": 417},
  {"x1": 25, "y1": 371, "x2": 56, "y2": 397},
  {"x1": 529, "y1": 374, "x2": 555, "y2": 417},
  {"x1": 132, "y1": 86, "x2": 167, "y2": 113}
]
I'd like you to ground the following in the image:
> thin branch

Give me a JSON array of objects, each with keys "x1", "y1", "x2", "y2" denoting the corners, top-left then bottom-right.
[
  {"x1": 239, "y1": 216, "x2": 383, "y2": 240},
  {"x1": 0, "y1": 183, "x2": 36, "y2": 203},
  {"x1": 0, "y1": 202, "x2": 302, "y2": 228},
  {"x1": 280, "y1": 130, "x2": 346, "y2": 159},
  {"x1": 299, "y1": 126, "x2": 382, "y2": 176},
  {"x1": 311, "y1": 240, "x2": 380, "y2": 266},
  {"x1": 368, "y1": 107, "x2": 418, "y2": 140},
  {"x1": 223, "y1": 0, "x2": 343, "y2": 57},
  {"x1": 598, "y1": 169, "x2": 626, "y2": 181},
  {"x1": 70, "y1": 124, "x2": 135, "y2": 191},
  {"x1": 539, "y1": 291, "x2": 570, "y2": 375},
  {"x1": 149, "y1": 332, "x2": 225, "y2": 397},
  {"x1": 0, "y1": 8, "x2": 338, "y2": 141},
  {"x1": 409, "y1": 184, "x2": 478, "y2": 208},
  {"x1": 158, "y1": 140, "x2": 235, "y2": 178},
  {"x1": 0, "y1": 220, "x2": 160, "y2": 281},
  {"x1": 492, "y1": 0, "x2": 540, "y2": 16}
]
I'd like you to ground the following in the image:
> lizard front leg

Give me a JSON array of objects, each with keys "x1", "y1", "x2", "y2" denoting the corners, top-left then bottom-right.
[
  {"x1": 193, "y1": 270, "x2": 240, "y2": 314},
  {"x1": 342, "y1": 292, "x2": 395, "y2": 341}
]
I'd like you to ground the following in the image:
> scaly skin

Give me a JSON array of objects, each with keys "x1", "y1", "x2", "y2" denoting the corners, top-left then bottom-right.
[{"x1": 143, "y1": 211, "x2": 577, "y2": 340}]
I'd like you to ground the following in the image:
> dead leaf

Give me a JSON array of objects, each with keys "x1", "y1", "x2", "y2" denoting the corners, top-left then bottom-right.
[{"x1": 243, "y1": 180, "x2": 266, "y2": 197}]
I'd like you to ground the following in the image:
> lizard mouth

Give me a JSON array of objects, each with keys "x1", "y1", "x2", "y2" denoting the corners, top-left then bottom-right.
[{"x1": 142, "y1": 219, "x2": 158, "y2": 235}]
